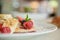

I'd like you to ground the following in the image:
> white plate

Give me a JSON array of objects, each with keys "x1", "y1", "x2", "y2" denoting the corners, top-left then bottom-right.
[{"x1": 0, "y1": 22, "x2": 57, "y2": 37}]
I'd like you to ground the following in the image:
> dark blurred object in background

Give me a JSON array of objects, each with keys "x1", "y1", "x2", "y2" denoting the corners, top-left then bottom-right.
[
  {"x1": 0, "y1": 6, "x2": 1, "y2": 13},
  {"x1": 49, "y1": 13, "x2": 56, "y2": 17},
  {"x1": 49, "y1": 7, "x2": 57, "y2": 17},
  {"x1": 0, "y1": 0, "x2": 2, "y2": 13},
  {"x1": 52, "y1": 16, "x2": 60, "y2": 28}
]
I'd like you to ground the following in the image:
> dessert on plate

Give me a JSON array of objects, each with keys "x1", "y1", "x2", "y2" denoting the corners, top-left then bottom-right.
[
  {"x1": 0, "y1": 14, "x2": 19, "y2": 34},
  {"x1": 0, "y1": 14, "x2": 35, "y2": 34},
  {"x1": 15, "y1": 14, "x2": 35, "y2": 33}
]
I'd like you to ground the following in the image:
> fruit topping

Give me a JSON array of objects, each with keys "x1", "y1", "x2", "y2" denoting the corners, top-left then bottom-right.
[
  {"x1": 0, "y1": 24, "x2": 3, "y2": 31},
  {"x1": 21, "y1": 20, "x2": 26, "y2": 25},
  {"x1": 29, "y1": 20, "x2": 33, "y2": 25},
  {"x1": 1, "y1": 27, "x2": 11, "y2": 33},
  {"x1": 25, "y1": 14, "x2": 31, "y2": 21},
  {"x1": 23, "y1": 21, "x2": 33, "y2": 29},
  {"x1": 17, "y1": 16, "x2": 24, "y2": 22},
  {"x1": 16, "y1": 14, "x2": 33, "y2": 29}
]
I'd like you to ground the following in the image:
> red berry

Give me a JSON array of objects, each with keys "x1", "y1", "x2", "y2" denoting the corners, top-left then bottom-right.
[
  {"x1": 17, "y1": 16, "x2": 24, "y2": 22},
  {"x1": 0, "y1": 24, "x2": 3, "y2": 31},
  {"x1": 29, "y1": 20, "x2": 33, "y2": 25},
  {"x1": 1, "y1": 27, "x2": 11, "y2": 33},
  {"x1": 0, "y1": 24, "x2": 2, "y2": 29},
  {"x1": 23, "y1": 21, "x2": 33, "y2": 29}
]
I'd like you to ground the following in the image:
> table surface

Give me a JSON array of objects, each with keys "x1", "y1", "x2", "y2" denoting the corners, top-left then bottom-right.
[{"x1": 26, "y1": 29, "x2": 60, "y2": 40}]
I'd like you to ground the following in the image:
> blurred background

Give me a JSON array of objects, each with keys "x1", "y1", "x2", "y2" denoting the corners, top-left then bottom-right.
[{"x1": 0, "y1": 0, "x2": 58, "y2": 17}]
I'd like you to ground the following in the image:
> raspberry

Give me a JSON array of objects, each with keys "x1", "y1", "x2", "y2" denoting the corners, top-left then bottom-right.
[
  {"x1": 1, "y1": 27, "x2": 11, "y2": 33},
  {"x1": 29, "y1": 20, "x2": 33, "y2": 25},
  {"x1": 0, "y1": 24, "x2": 3, "y2": 31},
  {"x1": 23, "y1": 21, "x2": 33, "y2": 29},
  {"x1": 17, "y1": 16, "x2": 24, "y2": 22},
  {"x1": 0, "y1": 24, "x2": 2, "y2": 29}
]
